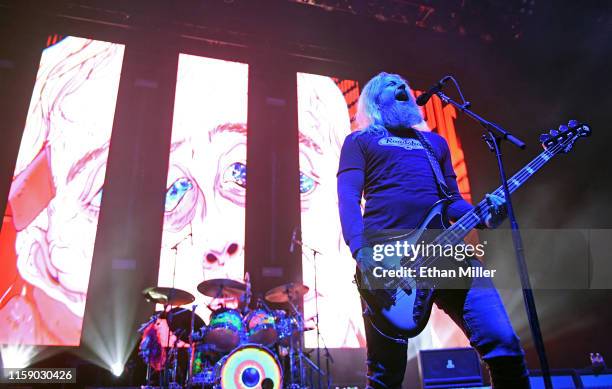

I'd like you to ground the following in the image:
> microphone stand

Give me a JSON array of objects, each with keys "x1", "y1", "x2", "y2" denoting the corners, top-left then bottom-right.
[
  {"x1": 434, "y1": 88, "x2": 553, "y2": 389},
  {"x1": 319, "y1": 329, "x2": 334, "y2": 389},
  {"x1": 292, "y1": 236, "x2": 331, "y2": 388},
  {"x1": 163, "y1": 233, "x2": 191, "y2": 388},
  {"x1": 186, "y1": 304, "x2": 198, "y2": 389}
]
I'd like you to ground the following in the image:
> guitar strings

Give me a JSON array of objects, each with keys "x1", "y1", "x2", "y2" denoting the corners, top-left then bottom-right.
[{"x1": 378, "y1": 137, "x2": 570, "y2": 302}]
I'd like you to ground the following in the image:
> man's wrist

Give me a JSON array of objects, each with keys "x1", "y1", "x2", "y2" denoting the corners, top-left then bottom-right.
[
  {"x1": 352, "y1": 246, "x2": 365, "y2": 259},
  {"x1": 349, "y1": 237, "x2": 366, "y2": 259}
]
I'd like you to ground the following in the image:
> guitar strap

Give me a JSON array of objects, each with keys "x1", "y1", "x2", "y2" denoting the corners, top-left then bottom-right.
[{"x1": 413, "y1": 129, "x2": 452, "y2": 200}]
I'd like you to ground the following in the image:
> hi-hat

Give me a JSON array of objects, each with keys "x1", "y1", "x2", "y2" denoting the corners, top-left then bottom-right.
[
  {"x1": 265, "y1": 282, "x2": 309, "y2": 303},
  {"x1": 197, "y1": 278, "x2": 246, "y2": 299},
  {"x1": 142, "y1": 286, "x2": 195, "y2": 306}
]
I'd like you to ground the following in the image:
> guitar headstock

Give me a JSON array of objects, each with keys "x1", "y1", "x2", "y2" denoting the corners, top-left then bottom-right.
[{"x1": 539, "y1": 119, "x2": 591, "y2": 153}]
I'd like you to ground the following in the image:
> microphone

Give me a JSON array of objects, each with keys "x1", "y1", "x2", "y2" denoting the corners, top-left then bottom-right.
[
  {"x1": 289, "y1": 226, "x2": 299, "y2": 253},
  {"x1": 416, "y1": 76, "x2": 451, "y2": 106}
]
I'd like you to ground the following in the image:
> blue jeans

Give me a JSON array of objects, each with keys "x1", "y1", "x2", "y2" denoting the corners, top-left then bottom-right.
[{"x1": 362, "y1": 259, "x2": 529, "y2": 389}]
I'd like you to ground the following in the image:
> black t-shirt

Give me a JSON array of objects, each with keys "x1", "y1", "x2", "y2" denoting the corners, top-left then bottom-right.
[{"x1": 337, "y1": 126, "x2": 473, "y2": 255}]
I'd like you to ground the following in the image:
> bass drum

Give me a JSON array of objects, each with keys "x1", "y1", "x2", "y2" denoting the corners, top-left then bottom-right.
[{"x1": 214, "y1": 344, "x2": 282, "y2": 389}]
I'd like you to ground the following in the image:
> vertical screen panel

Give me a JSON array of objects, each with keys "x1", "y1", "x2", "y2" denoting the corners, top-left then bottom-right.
[
  {"x1": 297, "y1": 72, "x2": 474, "y2": 351},
  {"x1": 156, "y1": 55, "x2": 248, "y2": 322},
  {"x1": 0, "y1": 37, "x2": 125, "y2": 346},
  {"x1": 297, "y1": 73, "x2": 366, "y2": 348}
]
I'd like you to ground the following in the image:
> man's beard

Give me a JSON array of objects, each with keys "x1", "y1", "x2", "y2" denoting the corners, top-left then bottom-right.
[{"x1": 381, "y1": 101, "x2": 422, "y2": 129}]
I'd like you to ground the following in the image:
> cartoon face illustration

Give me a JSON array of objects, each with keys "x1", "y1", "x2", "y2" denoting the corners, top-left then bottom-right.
[
  {"x1": 156, "y1": 55, "x2": 249, "y2": 318},
  {"x1": 0, "y1": 37, "x2": 125, "y2": 345},
  {"x1": 297, "y1": 73, "x2": 366, "y2": 348}
]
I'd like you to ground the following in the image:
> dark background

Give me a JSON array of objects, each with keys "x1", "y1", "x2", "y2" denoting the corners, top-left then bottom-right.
[{"x1": 0, "y1": 0, "x2": 611, "y2": 387}]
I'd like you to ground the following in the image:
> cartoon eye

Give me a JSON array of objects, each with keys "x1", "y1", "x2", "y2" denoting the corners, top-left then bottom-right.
[
  {"x1": 224, "y1": 162, "x2": 247, "y2": 188},
  {"x1": 299, "y1": 172, "x2": 316, "y2": 194},
  {"x1": 165, "y1": 177, "x2": 193, "y2": 212},
  {"x1": 89, "y1": 188, "x2": 103, "y2": 208}
]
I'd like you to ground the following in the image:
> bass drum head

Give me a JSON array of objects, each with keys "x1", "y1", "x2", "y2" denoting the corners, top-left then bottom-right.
[{"x1": 216, "y1": 344, "x2": 282, "y2": 389}]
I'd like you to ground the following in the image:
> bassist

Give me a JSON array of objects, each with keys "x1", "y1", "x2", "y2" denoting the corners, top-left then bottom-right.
[{"x1": 337, "y1": 72, "x2": 530, "y2": 389}]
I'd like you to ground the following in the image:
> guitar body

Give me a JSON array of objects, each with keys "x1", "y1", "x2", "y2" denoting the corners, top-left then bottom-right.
[{"x1": 356, "y1": 199, "x2": 453, "y2": 341}]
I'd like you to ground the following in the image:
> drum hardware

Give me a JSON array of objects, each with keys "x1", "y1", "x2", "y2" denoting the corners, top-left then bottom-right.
[
  {"x1": 139, "y1": 276, "x2": 332, "y2": 388},
  {"x1": 143, "y1": 232, "x2": 198, "y2": 388},
  {"x1": 245, "y1": 306, "x2": 278, "y2": 346},
  {"x1": 139, "y1": 319, "x2": 163, "y2": 385},
  {"x1": 240, "y1": 272, "x2": 252, "y2": 315},
  {"x1": 168, "y1": 335, "x2": 182, "y2": 384},
  {"x1": 289, "y1": 230, "x2": 333, "y2": 389},
  {"x1": 186, "y1": 304, "x2": 198, "y2": 388},
  {"x1": 164, "y1": 307, "x2": 205, "y2": 343},
  {"x1": 163, "y1": 308, "x2": 189, "y2": 387},
  {"x1": 215, "y1": 344, "x2": 283, "y2": 388},
  {"x1": 285, "y1": 288, "x2": 310, "y2": 387},
  {"x1": 201, "y1": 307, "x2": 246, "y2": 353},
  {"x1": 139, "y1": 287, "x2": 202, "y2": 388},
  {"x1": 264, "y1": 282, "x2": 309, "y2": 304},
  {"x1": 260, "y1": 281, "x2": 327, "y2": 388},
  {"x1": 197, "y1": 278, "x2": 247, "y2": 300},
  {"x1": 163, "y1": 234, "x2": 189, "y2": 387},
  {"x1": 138, "y1": 311, "x2": 162, "y2": 333},
  {"x1": 142, "y1": 286, "x2": 196, "y2": 307}
]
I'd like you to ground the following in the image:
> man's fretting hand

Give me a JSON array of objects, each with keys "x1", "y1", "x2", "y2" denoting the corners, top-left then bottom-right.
[{"x1": 483, "y1": 193, "x2": 507, "y2": 229}]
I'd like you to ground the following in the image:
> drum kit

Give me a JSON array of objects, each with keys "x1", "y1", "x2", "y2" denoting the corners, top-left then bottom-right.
[{"x1": 138, "y1": 278, "x2": 324, "y2": 388}]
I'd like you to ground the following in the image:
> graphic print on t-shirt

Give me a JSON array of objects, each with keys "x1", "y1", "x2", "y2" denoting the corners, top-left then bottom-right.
[{"x1": 378, "y1": 136, "x2": 424, "y2": 151}]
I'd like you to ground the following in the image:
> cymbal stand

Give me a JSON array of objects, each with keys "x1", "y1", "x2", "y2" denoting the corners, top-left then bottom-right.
[
  {"x1": 144, "y1": 364, "x2": 152, "y2": 388},
  {"x1": 286, "y1": 297, "x2": 327, "y2": 388},
  {"x1": 286, "y1": 297, "x2": 306, "y2": 388},
  {"x1": 241, "y1": 272, "x2": 252, "y2": 315},
  {"x1": 171, "y1": 340, "x2": 179, "y2": 384},
  {"x1": 186, "y1": 304, "x2": 198, "y2": 389},
  {"x1": 292, "y1": 235, "x2": 332, "y2": 388},
  {"x1": 138, "y1": 311, "x2": 161, "y2": 388},
  {"x1": 163, "y1": 237, "x2": 182, "y2": 387}
]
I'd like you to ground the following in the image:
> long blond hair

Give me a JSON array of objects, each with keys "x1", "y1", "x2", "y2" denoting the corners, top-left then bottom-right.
[{"x1": 355, "y1": 72, "x2": 426, "y2": 132}]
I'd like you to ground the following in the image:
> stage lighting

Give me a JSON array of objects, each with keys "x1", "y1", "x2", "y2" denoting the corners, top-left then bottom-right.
[
  {"x1": 0, "y1": 344, "x2": 37, "y2": 368},
  {"x1": 78, "y1": 257, "x2": 142, "y2": 380},
  {"x1": 111, "y1": 361, "x2": 124, "y2": 377}
]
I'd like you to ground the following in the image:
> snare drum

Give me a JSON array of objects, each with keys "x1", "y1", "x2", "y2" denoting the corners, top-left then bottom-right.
[
  {"x1": 202, "y1": 308, "x2": 245, "y2": 353},
  {"x1": 214, "y1": 344, "x2": 283, "y2": 389},
  {"x1": 244, "y1": 309, "x2": 278, "y2": 346}
]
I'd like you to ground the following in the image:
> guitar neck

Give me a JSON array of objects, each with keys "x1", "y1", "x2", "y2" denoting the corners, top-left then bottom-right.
[{"x1": 437, "y1": 146, "x2": 560, "y2": 245}]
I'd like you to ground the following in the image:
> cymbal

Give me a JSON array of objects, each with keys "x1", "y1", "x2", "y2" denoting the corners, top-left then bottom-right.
[
  {"x1": 265, "y1": 282, "x2": 309, "y2": 303},
  {"x1": 197, "y1": 278, "x2": 246, "y2": 298},
  {"x1": 143, "y1": 286, "x2": 195, "y2": 306}
]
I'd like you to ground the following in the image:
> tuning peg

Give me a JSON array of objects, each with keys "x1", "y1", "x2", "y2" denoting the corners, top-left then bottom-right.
[
  {"x1": 568, "y1": 119, "x2": 579, "y2": 129},
  {"x1": 539, "y1": 133, "x2": 552, "y2": 143},
  {"x1": 579, "y1": 124, "x2": 592, "y2": 137},
  {"x1": 549, "y1": 129, "x2": 559, "y2": 137},
  {"x1": 558, "y1": 124, "x2": 569, "y2": 132}
]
